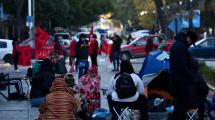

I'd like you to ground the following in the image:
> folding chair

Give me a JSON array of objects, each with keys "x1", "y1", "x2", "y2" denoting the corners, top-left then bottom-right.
[
  {"x1": 113, "y1": 107, "x2": 132, "y2": 120},
  {"x1": 186, "y1": 108, "x2": 198, "y2": 120}
]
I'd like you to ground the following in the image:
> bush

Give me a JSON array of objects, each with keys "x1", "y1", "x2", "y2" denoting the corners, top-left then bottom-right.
[{"x1": 199, "y1": 63, "x2": 215, "y2": 84}]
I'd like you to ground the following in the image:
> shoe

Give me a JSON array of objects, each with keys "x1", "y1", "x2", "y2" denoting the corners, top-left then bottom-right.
[
  {"x1": 111, "y1": 69, "x2": 116, "y2": 72},
  {"x1": 15, "y1": 70, "x2": 20, "y2": 72}
]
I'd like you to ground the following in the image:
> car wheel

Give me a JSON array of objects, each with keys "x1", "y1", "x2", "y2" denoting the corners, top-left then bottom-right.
[
  {"x1": 3, "y1": 54, "x2": 14, "y2": 64},
  {"x1": 121, "y1": 52, "x2": 131, "y2": 61}
]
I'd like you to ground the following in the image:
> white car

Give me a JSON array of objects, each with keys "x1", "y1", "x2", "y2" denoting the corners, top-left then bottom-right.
[
  {"x1": 0, "y1": 39, "x2": 13, "y2": 64},
  {"x1": 73, "y1": 32, "x2": 101, "y2": 46},
  {"x1": 54, "y1": 32, "x2": 72, "y2": 47},
  {"x1": 131, "y1": 30, "x2": 150, "y2": 39}
]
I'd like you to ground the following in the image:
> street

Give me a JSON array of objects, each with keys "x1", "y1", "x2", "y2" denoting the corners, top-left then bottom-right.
[{"x1": 0, "y1": 55, "x2": 144, "y2": 120}]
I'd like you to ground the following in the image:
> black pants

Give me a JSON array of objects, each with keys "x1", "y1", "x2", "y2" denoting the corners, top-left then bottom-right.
[
  {"x1": 107, "y1": 95, "x2": 148, "y2": 120},
  {"x1": 14, "y1": 55, "x2": 19, "y2": 70},
  {"x1": 90, "y1": 54, "x2": 97, "y2": 66}
]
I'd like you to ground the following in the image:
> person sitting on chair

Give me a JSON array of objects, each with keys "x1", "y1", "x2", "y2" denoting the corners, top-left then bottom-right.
[{"x1": 107, "y1": 60, "x2": 148, "y2": 120}]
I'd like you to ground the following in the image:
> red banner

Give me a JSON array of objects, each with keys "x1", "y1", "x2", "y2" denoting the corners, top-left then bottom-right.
[{"x1": 35, "y1": 27, "x2": 50, "y2": 50}]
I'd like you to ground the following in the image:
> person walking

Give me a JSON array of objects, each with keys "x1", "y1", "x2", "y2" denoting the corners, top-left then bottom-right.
[
  {"x1": 89, "y1": 35, "x2": 99, "y2": 66},
  {"x1": 75, "y1": 34, "x2": 89, "y2": 78},
  {"x1": 170, "y1": 31, "x2": 199, "y2": 120},
  {"x1": 107, "y1": 60, "x2": 148, "y2": 120},
  {"x1": 12, "y1": 39, "x2": 20, "y2": 71},
  {"x1": 111, "y1": 33, "x2": 122, "y2": 72}
]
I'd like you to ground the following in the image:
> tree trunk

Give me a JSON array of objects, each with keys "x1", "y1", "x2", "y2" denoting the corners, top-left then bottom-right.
[
  {"x1": 153, "y1": 0, "x2": 167, "y2": 34},
  {"x1": 16, "y1": 0, "x2": 25, "y2": 41}
]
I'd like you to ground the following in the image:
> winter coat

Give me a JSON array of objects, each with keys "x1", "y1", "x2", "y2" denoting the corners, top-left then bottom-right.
[
  {"x1": 111, "y1": 35, "x2": 122, "y2": 52},
  {"x1": 69, "y1": 40, "x2": 76, "y2": 57},
  {"x1": 54, "y1": 57, "x2": 67, "y2": 74},
  {"x1": 75, "y1": 40, "x2": 89, "y2": 60},
  {"x1": 170, "y1": 32, "x2": 206, "y2": 107},
  {"x1": 30, "y1": 60, "x2": 55, "y2": 99},
  {"x1": 38, "y1": 79, "x2": 78, "y2": 120}
]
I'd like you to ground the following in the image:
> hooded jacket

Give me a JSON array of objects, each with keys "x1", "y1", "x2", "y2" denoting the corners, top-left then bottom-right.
[{"x1": 38, "y1": 79, "x2": 78, "y2": 120}]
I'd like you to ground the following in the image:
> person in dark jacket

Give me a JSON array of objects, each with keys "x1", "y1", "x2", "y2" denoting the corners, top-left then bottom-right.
[
  {"x1": 75, "y1": 34, "x2": 89, "y2": 78},
  {"x1": 30, "y1": 59, "x2": 55, "y2": 107},
  {"x1": 111, "y1": 33, "x2": 122, "y2": 72},
  {"x1": 49, "y1": 51, "x2": 67, "y2": 74},
  {"x1": 170, "y1": 31, "x2": 199, "y2": 120}
]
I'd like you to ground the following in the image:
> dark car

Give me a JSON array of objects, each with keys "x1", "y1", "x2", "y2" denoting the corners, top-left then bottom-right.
[{"x1": 189, "y1": 38, "x2": 215, "y2": 60}]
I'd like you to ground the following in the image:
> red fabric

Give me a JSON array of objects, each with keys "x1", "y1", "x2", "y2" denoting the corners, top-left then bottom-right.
[
  {"x1": 35, "y1": 27, "x2": 50, "y2": 50},
  {"x1": 18, "y1": 46, "x2": 32, "y2": 66},
  {"x1": 88, "y1": 24, "x2": 94, "y2": 42},
  {"x1": 77, "y1": 74, "x2": 100, "y2": 113},
  {"x1": 69, "y1": 40, "x2": 76, "y2": 57}
]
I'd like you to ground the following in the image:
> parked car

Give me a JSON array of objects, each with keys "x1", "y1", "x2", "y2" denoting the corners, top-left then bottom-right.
[
  {"x1": 120, "y1": 35, "x2": 174, "y2": 59},
  {"x1": 73, "y1": 32, "x2": 101, "y2": 46},
  {"x1": 54, "y1": 32, "x2": 72, "y2": 48},
  {"x1": 131, "y1": 30, "x2": 150, "y2": 39},
  {"x1": 189, "y1": 38, "x2": 215, "y2": 60},
  {"x1": 0, "y1": 39, "x2": 13, "y2": 64}
]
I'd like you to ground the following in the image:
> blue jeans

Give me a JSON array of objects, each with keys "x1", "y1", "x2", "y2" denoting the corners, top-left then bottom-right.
[
  {"x1": 78, "y1": 60, "x2": 89, "y2": 78},
  {"x1": 112, "y1": 51, "x2": 120, "y2": 70},
  {"x1": 31, "y1": 97, "x2": 44, "y2": 107}
]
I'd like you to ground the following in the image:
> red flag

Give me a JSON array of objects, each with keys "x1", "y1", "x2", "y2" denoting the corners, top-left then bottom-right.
[
  {"x1": 88, "y1": 24, "x2": 94, "y2": 42},
  {"x1": 35, "y1": 27, "x2": 50, "y2": 50}
]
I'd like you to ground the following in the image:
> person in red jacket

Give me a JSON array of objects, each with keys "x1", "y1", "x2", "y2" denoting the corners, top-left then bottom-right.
[
  {"x1": 69, "y1": 39, "x2": 76, "y2": 73},
  {"x1": 89, "y1": 35, "x2": 99, "y2": 66},
  {"x1": 12, "y1": 39, "x2": 20, "y2": 71},
  {"x1": 145, "y1": 37, "x2": 155, "y2": 55}
]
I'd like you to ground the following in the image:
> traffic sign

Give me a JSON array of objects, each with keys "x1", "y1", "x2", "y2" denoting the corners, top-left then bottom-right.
[
  {"x1": 168, "y1": 16, "x2": 183, "y2": 33},
  {"x1": 26, "y1": 16, "x2": 33, "y2": 28}
]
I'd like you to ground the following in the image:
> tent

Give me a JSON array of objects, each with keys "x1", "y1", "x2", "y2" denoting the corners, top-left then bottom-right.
[{"x1": 139, "y1": 50, "x2": 172, "y2": 100}]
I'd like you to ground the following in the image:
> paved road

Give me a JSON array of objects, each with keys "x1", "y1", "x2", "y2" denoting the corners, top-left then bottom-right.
[{"x1": 0, "y1": 55, "x2": 144, "y2": 120}]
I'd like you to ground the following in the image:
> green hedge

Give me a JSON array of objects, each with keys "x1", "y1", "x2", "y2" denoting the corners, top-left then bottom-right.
[{"x1": 199, "y1": 63, "x2": 215, "y2": 83}]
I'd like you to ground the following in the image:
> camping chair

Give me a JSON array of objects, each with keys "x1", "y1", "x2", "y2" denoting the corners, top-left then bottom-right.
[
  {"x1": 187, "y1": 108, "x2": 199, "y2": 120},
  {"x1": 113, "y1": 107, "x2": 132, "y2": 120}
]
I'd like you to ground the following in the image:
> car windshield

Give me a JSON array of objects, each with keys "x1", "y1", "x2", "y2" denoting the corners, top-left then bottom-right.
[{"x1": 55, "y1": 34, "x2": 70, "y2": 39}]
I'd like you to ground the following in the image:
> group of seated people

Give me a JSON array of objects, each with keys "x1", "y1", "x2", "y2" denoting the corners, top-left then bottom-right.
[{"x1": 30, "y1": 52, "x2": 101, "y2": 120}]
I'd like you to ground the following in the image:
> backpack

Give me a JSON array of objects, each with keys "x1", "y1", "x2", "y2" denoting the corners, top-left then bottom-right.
[{"x1": 115, "y1": 73, "x2": 137, "y2": 99}]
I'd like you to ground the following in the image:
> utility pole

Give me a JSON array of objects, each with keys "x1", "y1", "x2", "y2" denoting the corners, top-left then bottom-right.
[
  {"x1": 189, "y1": 0, "x2": 193, "y2": 29},
  {"x1": 32, "y1": 0, "x2": 35, "y2": 48}
]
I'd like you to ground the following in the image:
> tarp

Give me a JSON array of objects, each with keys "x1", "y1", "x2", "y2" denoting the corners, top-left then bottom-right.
[{"x1": 139, "y1": 50, "x2": 170, "y2": 79}]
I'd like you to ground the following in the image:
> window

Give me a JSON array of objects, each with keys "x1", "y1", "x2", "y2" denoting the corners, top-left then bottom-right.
[
  {"x1": 152, "y1": 37, "x2": 160, "y2": 43},
  {"x1": 0, "y1": 41, "x2": 7, "y2": 48},
  {"x1": 199, "y1": 39, "x2": 215, "y2": 48},
  {"x1": 136, "y1": 38, "x2": 146, "y2": 46}
]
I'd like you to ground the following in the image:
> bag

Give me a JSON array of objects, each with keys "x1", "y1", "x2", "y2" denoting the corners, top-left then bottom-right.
[{"x1": 115, "y1": 73, "x2": 137, "y2": 99}]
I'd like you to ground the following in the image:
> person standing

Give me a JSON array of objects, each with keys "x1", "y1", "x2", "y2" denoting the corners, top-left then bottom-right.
[
  {"x1": 12, "y1": 39, "x2": 20, "y2": 71},
  {"x1": 170, "y1": 31, "x2": 199, "y2": 120},
  {"x1": 111, "y1": 33, "x2": 122, "y2": 72},
  {"x1": 89, "y1": 35, "x2": 99, "y2": 66},
  {"x1": 75, "y1": 34, "x2": 89, "y2": 78}
]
